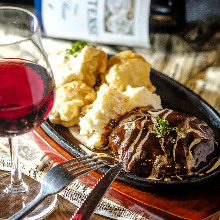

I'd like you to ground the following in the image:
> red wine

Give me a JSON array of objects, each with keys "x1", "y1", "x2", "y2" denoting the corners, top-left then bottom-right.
[{"x1": 0, "y1": 59, "x2": 54, "y2": 136}]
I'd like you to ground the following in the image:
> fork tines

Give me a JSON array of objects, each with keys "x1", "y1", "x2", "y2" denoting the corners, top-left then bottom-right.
[{"x1": 60, "y1": 155, "x2": 107, "y2": 178}]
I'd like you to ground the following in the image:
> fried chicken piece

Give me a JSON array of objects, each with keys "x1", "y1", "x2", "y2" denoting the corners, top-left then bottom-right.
[
  {"x1": 49, "y1": 46, "x2": 108, "y2": 88},
  {"x1": 101, "y1": 50, "x2": 155, "y2": 92},
  {"x1": 49, "y1": 80, "x2": 96, "y2": 127}
]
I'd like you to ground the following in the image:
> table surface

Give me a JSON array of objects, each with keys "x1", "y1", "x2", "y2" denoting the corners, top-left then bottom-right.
[
  {"x1": 33, "y1": 127, "x2": 116, "y2": 220},
  {"x1": 33, "y1": 127, "x2": 220, "y2": 220},
  {"x1": 0, "y1": 169, "x2": 110, "y2": 220},
  {"x1": 45, "y1": 196, "x2": 111, "y2": 220}
]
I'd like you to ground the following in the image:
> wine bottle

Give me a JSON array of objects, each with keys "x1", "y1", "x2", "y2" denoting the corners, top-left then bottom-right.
[
  {"x1": 1, "y1": 0, "x2": 218, "y2": 51},
  {"x1": 34, "y1": 0, "x2": 186, "y2": 48},
  {"x1": 149, "y1": 0, "x2": 220, "y2": 52}
]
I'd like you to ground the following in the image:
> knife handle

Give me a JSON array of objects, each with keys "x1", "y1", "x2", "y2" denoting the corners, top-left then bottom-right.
[{"x1": 71, "y1": 162, "x2": 123, "y2": 220}]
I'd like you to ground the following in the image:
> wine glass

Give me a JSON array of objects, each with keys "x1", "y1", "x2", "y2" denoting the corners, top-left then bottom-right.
[{"x1": 0, "y1": 6, "x2": 56, "y2": 219}]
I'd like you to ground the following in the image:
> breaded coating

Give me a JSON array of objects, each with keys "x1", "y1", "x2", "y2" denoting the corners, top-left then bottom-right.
[
  {"x1": 49, "y1": 46, "x2": 161, "y2": 150},
  {"x1": 101, "y1": 50, "x2": 155, "y2": 92},
  {"x1": 49, "y1": 80, "x2": 96, "y2": 127},
  {"x1": 49, "y1": 46, "x2": 108, "y2": 88}
]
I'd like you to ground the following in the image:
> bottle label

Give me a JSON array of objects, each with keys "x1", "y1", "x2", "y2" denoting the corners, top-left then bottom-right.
[{"x1": 38, "y1": 0, "x2": 150, "y2": 47}]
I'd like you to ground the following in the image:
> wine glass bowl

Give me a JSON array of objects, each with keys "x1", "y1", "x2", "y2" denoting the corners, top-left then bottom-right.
[
  {"x1": 0, "y1": 6, "x2": 56, "y2": 219},
  {"x1": 0, "y1": 60, "x2": 54, "y2": 136}
]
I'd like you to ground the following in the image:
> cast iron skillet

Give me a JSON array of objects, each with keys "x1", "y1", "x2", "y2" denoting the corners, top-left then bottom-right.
[{"x1": 41, "y1": 68, "x2": 220, "y2": 193}]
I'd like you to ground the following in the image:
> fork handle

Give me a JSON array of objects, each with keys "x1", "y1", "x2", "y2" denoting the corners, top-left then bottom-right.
[{"x1": 8, "y1": 190, "x2": 47, "y2": 220}]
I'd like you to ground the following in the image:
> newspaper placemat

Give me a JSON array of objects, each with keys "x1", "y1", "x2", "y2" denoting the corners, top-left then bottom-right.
[{"x1": 0, "y1": 134, "x2": 149, "y2": 220}]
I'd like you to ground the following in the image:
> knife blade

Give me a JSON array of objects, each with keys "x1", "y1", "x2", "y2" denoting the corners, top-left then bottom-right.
[{"x1": 71, "y1": 162, "x2": 123, "y2": 220}]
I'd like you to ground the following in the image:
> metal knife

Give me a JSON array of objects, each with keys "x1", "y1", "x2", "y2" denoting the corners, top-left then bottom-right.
[{"x1": 71, "y1": 162, "x2": 123, "y2": 220}]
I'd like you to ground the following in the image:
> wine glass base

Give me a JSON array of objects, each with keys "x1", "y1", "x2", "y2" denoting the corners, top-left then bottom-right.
[
  {"x1": 0, "y1": 171, "x2": 57, "y2": 219},
  {"x1": 4, "y1": 180, "x2": 28, "y2": 194}
]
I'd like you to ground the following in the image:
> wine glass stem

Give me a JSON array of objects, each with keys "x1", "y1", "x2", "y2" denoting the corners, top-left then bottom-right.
[{"x1": 8, "y1": 136, "x2": 28, "y2": 193}]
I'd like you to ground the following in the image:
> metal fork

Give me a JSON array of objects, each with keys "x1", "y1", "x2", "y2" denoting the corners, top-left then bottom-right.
[{"x1": 8, "y1": 155, "x2": 107, "y2": 220}]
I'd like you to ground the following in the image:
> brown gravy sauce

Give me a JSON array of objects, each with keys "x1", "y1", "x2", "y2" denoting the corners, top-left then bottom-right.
[
  {"x1": 68, "y1": 107, "x2": 219, "y2": 180},
  {"x1": 108, "y1": 107, "x2": 219, "y2": 180}
]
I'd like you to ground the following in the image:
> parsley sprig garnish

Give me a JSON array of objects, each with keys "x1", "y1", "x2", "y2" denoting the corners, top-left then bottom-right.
[
  {"x1": 66, "y1": 41, "x2": 96, "y2": 57},
  {"x1": 154, "y1": 117, "x2": 183, "y2": 143}
]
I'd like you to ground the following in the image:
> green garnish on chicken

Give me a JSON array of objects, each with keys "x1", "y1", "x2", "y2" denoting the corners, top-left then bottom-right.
[{"x1": 66, "y1": 41, "x2": 96, "y2": 57}]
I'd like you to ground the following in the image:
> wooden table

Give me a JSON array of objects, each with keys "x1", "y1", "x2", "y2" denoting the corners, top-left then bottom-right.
[{"x1": 0, "y1": 170, "x2": 109, "y2": 220}]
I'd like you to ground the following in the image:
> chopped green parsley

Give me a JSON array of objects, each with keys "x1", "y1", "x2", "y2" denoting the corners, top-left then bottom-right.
[
  {"x1": 154, "y1": 117, "x2": 183, "y2": 143},
  {"x1": 66, "y1": 41, "x2": 96, "y2": 57}
]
